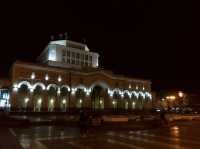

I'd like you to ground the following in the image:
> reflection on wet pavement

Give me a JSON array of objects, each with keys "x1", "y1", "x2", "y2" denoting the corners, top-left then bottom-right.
[{"x1": 12, "y1": 121, "x2": 200, "y2": 149}]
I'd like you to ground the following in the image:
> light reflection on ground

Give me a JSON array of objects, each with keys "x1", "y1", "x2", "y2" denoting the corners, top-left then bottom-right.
[{"x1": 12, "y1": 121, "x2": 200, "y2": 149}]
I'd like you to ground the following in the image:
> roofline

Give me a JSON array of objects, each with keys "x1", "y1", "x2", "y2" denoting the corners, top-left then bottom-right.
[{"x1": 13, "y1": 61, "x2": 151, "y2": 84}]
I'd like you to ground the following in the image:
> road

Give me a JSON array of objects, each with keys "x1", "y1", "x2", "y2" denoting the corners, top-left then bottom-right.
[{"x1": 10, "y1": 121, "x2": 200, "y2": 149}]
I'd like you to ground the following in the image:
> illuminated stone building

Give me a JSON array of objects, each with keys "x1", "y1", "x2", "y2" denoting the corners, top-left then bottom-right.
[{"x1": 10, "y1": 39, "x2": 152, "y2": 112}]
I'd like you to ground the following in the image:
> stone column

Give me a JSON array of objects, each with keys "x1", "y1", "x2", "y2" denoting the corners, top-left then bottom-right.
[
  {"x1": 28, "y1": 91, "x2": 34, "y2": 112},
  {"x1": 42, "y1": 90, "x2": 48, "y2": 112},
  {"x1": 55, "y1": 93, "x2": 60, "y2": 112},
  {"x1": 84, "y1": 95, "x2": 91, "y2": 109}
]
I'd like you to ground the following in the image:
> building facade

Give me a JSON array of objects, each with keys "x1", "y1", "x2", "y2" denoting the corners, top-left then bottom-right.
[{"x1": 10, "y1": 39, "x2": 152, "y2": 112}]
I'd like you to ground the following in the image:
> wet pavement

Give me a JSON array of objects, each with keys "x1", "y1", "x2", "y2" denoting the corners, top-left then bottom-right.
[{"x1": 9, "y1": 121, "x2": 200, "y2": 149}]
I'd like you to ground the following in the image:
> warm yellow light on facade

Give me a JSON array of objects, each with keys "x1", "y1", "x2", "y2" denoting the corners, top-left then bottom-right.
[
  {"x1": 178, "y1": 91, "x2": 184, "y2": 98},
  {"x1": 45, "y1": 74, "x2": 49, "y2": 81},
  {"x1": 100, "y1": 100, "x2": 103, "y2": 104},
  {"x1": 25, "y1": 98, "x2": 29, "y2": 103},
  {"x1": 62, "y1": 99, "x2": 66, "y2": 104},
  {"x1": 50, "y1": 99, "x2": 54, "y2": 104},
  {"x1": 112, "y1": 101, "x2": 116, "y2": 105},
  {"x1": 31, "y1": 72, "x2": 35, "y2": 80},
  {"x1": 166, "y1": 95, "x2": 176, "y2": 100},
  {"x1": 58, "y1": 75, "x2": 62, "y2": 82},
  {"x1": 38, "y1": 98, "x2": 42, "y2": 104}
]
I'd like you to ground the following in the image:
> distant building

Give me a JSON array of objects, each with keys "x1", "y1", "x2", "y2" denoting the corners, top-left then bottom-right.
[{"x1": 9, "y1": 39, "x2": 152, "y2": 112}]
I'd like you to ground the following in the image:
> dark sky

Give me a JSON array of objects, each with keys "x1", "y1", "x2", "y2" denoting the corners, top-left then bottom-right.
[{"x1": 0, "y1": 0, "x2": 199, "y2": 92}]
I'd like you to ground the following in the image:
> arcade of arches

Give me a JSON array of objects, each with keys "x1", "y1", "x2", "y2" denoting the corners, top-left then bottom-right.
[
  {"x1": 11, "y1": 62, "x2": 152, "y2": 112},
  {"x1": 11, "y1": 81, "x2": 152, "y2": 112}
]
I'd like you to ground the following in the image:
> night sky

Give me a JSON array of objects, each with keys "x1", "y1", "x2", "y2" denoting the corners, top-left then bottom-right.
[{"x1": 0, "y1": 0, "x2": 199, "y2": 92}]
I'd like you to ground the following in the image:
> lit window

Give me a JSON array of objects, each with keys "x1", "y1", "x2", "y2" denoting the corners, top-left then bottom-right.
[{"x1": 48, "y1": 48, "x2": 56, "y2": 61}]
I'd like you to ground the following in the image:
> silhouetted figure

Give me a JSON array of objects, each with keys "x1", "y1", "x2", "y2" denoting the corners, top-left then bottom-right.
[
  {"x1": 160, "y1": 110, "x2": 168, "y2": 125},
  {"x1": 79, "y1": 111, "x2": 88, "y2": 137}
]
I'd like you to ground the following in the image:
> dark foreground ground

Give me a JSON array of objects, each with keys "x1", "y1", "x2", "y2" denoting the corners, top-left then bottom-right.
[{"x1": 2, "y1": 120, "x2": 200, "y2": 149}]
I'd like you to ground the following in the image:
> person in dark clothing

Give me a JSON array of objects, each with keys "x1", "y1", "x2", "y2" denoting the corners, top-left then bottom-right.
[
  {"x1": 79, "y1": 110, "x2": 88, "y2": 136},
  {"x1": 160, "y1": 110, "x2": 168, "y2": 125}
]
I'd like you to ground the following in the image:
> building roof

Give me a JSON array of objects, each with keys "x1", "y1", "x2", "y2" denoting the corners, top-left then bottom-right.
[{"x1": 13, "y1": 61, "x2": 151, "y2": 84}]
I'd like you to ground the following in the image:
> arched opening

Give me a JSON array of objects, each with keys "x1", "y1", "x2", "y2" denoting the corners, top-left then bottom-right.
[
  {"x1": 47, "y1": 86, "x2": 57, "y2": 112},
  {"x1": 17, "y1": 84, "x2": 29, "y2": 111},
  {"x1": 33, "y1": 86, "x2": 43, "y2": 112},
  {"x1": 91, "y1": 86, "x2": 105, "y2": 111},
  {"x1": 60, "y1": 87, "x2": 69, "y2": 112},
  {"x1": 75, "y1": 88, "x2": 85, "y2": 109},
  {"x1": 112, "y1": 91, "x2": 121, "y2": 111},
  {"x1": 137, "y1": 95, "x2": 144, "y2": 110},
  {"x1": 131, "y1": 94, "x2": 138, "y2": 110},
  {"x1": 123, "y1": 93, "x2": 130, "y2": 110}
]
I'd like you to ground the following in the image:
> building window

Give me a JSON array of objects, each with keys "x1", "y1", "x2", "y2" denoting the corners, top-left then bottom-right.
[
  {"x1": 85, "y1": 55, "x2": 88, "y2": 60},
  {"x1": 76, "y1": 60, "x2": 80, "y2": 65},
  {"x1": 81, "y1": 54, "x2": 84, "y2": 61},
  {"x1": 89, "y1": 56, "x2": 92, "y2": 61},
  {"x1": 62, "y1": 57, "x2": 65, "y2": 62},
  {"x1": 76, "y1": 53, "x2": 80, "y2": 59},
  {"x1": 72, "y1": 52, "x2": 75, "y2": 58},
  {"x1": 72, "y1": 59, "x2": 75, "y2": 64},
  {"x1": 62, "y1": 50, "x2": 66, "y2": 57},
  {"x1": 67, "y1": 58, "x2": 70, "y2": 64},
  {"x1": 67, "y1": 51, "x2": 70, "y2": 57}
]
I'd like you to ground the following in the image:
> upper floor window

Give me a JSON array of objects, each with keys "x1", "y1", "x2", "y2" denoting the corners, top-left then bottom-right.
[
  {"x1": 62, "y1": 57, "x2": 65, "y2": 62},
  {"x1": 76, "y1": 53, "x2": 80, "y2": 59},
  {"x1": 89, "y1": 56, "x2": 92, "y2": 62},
  {"x1": 62, "y1": 50, "x2": 66, "y2": 57},
  {"x1": 67, "y1": 58, "x2": 70, "y2": 64},
  {"x1": 76, "y1": 60, "x2": 80, "y2": 65},
  {"x1": 72, "y1": 52, "x2": 75, "y2": 58},
  {"x1": 85, "y1": 55, "x2": 88, "y2": 60},
  {"x1": 81, "y1": 54, "x2": 84, "y2": 61},
  {"x1": 67, "y1": 51, "x2": 70, "y2": 57}
]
